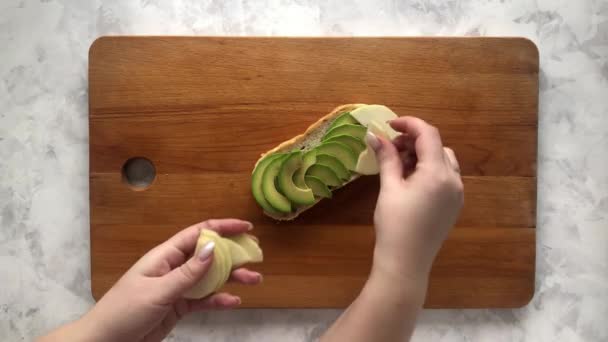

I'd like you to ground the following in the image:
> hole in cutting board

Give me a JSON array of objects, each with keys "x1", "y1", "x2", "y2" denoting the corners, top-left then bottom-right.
[{"x1": 122, "y1": 157, "x2": 156, "y2": 190}]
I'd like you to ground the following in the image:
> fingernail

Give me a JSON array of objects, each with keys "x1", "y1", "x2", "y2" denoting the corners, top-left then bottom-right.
[
  {"x1": 198, "y1": 241, "x2": 215, "y2": 262},
  {"x1": 257, "y1": 273, "x2": 264, "y2": 283},
  {"x1": 365, "y1": 131, "x2": 381, "y2": 151},
  {"x1": 246, "y1": 222, "x2": 254, "y2": 231}
]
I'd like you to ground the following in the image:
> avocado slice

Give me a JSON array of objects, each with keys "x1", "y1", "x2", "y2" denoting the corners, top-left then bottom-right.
[
  {"x1": 293, "y1": 150, "x2": 316, "y2": 189},
  {"x1": 315, "y1": 141, "x2": 357, "y2": 171},
  {"x1": 278, "y1": 152, "x2": 315, "y2": 205},
  {"x1": 252, "y1": 154, "x2": 285, "y2": 214},
  {"x1": 323, "y1": 124, "x2": 367, "y2": 142},
  {"x1": 324, "y1": 135, "x2": 366, "y2": 155},
  {"x1": 327, "y1": 112, "x2": 358, "y2": 131},
  {"x1": 316, "y1": 154, "x2": 350, "y2": 180},
  {"x1": 261, "y1": 155, "x2": 292, "y2": 213},
  {"x1": 306, "y1": 164, "x2": 342, "y2": 187},
  {"x1": 305, "y1": 176, "x2": 332, "y2": 198}
]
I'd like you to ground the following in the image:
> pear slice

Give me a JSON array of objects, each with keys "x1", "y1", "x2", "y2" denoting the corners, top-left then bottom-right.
[
  {"x1": 350, "y1": 105, "x2": 400, "y2": 139},
  {"x1": 355, "y1": 120, "x2": 394, "y2": 175},
  {"x1": 183, "y1": 229, "x2": 263, "y2": 299},
  {"x1": 226, "y1": 233, "x2": 264, "y2": 266}
]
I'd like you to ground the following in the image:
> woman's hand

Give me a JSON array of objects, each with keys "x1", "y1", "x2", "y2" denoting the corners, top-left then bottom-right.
[
  {"x1": 369, "y1": 116, "x2": 464, "y2": 287},
  {"x1": 39, "y1": 219, "x2": 262, "y2": 342},
  {"x1": 321, "y1": 117, "x2": 463, "y2": 342}
]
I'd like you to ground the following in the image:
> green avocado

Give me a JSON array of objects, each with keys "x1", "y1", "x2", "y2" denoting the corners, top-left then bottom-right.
[
  {"x1": 293, "y1": 150, "x2": 316, "y2": 189},
  {"x1": 315, "y1": 141, "x2": 357, "y2": 171},
  {"x1": 323, "y1": 124, "x2": 367, "y2": 142},
  {"x1": 306, "y1": 164, "x2": 342, "y2": 187},
  {"x1": 316, "y1": 154, "x2": 350, "y2": 180},
  {"x1": 261, "y1": 154, "x2": 292, "y2": 213},
  {"x1": 323, "y1": 135, "x2": 366, "y2": 155},
  {"x1": 278, "y1": 152, "x2": 315, "y2": 205},
  {"x1": 327, "y1": 112, "x2": 358, "y2": 131},
  {"x1": 251, "y1": 154, "x2": 285, "y2": 214},
  {"x1": 305, "y1": 176, "x2": 332, "y2": 198}
]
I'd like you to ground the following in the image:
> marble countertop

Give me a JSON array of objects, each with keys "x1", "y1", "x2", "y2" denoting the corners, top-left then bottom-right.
[{"x1": 1, "y1": 0, "x2": 607, "y2": 341}]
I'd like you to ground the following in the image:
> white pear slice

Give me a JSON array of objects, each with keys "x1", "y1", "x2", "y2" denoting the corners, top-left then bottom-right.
[
  {"x1": 355, "y1": 120, "x2": 395, "y2": 175},
  {"x1": 227, "y1": 234, "x2": 263, "y2": 266},
  {"x1": 183, "y1": 229, "x2": 263, "y2": 299},
  {"x1": 350, "y1": 105, "x2": 400, "y2": 139}
]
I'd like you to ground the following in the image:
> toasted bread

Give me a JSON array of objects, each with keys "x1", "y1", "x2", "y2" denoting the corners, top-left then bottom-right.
[{"x1": 254, "y1": 104, "x2": 367, "y2": 220}]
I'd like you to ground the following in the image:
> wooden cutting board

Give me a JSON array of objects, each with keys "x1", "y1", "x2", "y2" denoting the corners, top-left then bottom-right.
[{"x1": 89, "y1": 37, "x2": 538, "y2": 308}]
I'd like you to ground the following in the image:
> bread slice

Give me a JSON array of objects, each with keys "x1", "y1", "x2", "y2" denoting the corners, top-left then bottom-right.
[{"x1": 254, "y1": 103, "x2": 368, "y2": 221}]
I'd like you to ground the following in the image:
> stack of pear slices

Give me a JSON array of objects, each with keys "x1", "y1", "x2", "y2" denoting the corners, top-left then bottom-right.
[{"x1": 183, "y1": 229, "x2": 263, "y2": 299}]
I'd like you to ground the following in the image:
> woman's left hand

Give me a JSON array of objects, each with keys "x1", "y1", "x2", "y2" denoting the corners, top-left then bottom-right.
[{"x1": 39, "y1": 219, "x2": 262, "y2": 342}]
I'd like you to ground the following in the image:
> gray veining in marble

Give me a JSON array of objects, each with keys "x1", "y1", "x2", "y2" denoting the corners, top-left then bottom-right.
[{"x1": 1, "y1": 0, "x2": 607, "y2": 341}]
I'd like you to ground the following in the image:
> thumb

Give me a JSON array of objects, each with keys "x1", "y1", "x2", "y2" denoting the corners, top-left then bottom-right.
[
  {"x1": 366, "y1": 131, "x2": 403, "y2": 187},
  {"x1": 160, "y1": 241, "x2": 215, "y2": 300}
]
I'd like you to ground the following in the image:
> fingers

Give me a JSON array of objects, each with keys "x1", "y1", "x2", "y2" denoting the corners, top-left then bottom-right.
[
  {"x1": 389, "y1": 117, "x2": 445, "y2": 165},
  {"x1": 201, "y1": 218, "x2": 253, "y2": 236},
  {"x1": 187, "y1": 292, "x2": 241, "y2": 311},
  {"x1": 400, "y1": 150, "x2": 417, "y2": 172},
  {"x1": 366, "y1": 131, "x2": 403, "y2": 187},
  {"x1": 229, "y1": 268, "x2": 263, "y2": 285},
  {"x1": 143, "y1": 223, "x2": 203, "y2": 273},
  {"x1": 132, "y1": 223, "x2": 202, "y2": 275},
  {"x1": 392, "y1": 134, "x2": 414, "y2": 152},
  {"x1": 159, "y1": 223, "x2": 202, "y2": 257},
  {"x1": 160, "y1": 219, "x2": 253, "y2": 258},
  {"x1": 158, "y1": 241, "x2": 216, "y2": 301},
  {"x1": 443, "y1": 147, "x2": 460, "y2": 173},
  {"x1": 138, "y1": 219, "x2": 255, "y2": 277}
]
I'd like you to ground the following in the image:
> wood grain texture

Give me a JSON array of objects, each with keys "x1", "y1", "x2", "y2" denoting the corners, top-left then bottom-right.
[{"x1": 89, "y1": 37, "x2": 538, "y2": 308}]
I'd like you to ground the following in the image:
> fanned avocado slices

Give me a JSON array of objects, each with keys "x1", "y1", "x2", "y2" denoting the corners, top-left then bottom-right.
[{"x1": 277, "y1": 152, "x2": 315, "y2": 205}]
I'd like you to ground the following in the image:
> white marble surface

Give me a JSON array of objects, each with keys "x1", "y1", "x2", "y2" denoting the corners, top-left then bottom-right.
[{"x1": 1, "y1": 0, "x2": 607, "y2": 341}]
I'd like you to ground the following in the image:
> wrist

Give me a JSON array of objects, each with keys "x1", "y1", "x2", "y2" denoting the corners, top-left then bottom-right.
[
  {"x1": 74, "y1": 310, "x2": 113, "y2": 342},
  {"x1": 372, "y1": 244, "x2": 432, "y2": 280},
  {"x1": 371, "y1": 262, "x2": 428, "y2": 294},
  {"x1": 359, "y1": 264, "x2": 428, "y2": 314},
  {"x1": 368, "y1": 246, "x2": 431, "y2": 302},
  {"x1": 37, "y1": 313, "x2": 104, "y2": 342}
]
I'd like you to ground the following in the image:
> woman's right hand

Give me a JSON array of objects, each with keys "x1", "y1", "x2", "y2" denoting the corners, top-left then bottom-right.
[
  {"x1": 321, "y1": 117, "x2": 464, "y2": 342},
  {"x1": 366, "y1": 116, "x2": 464, "y2": 287}
]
